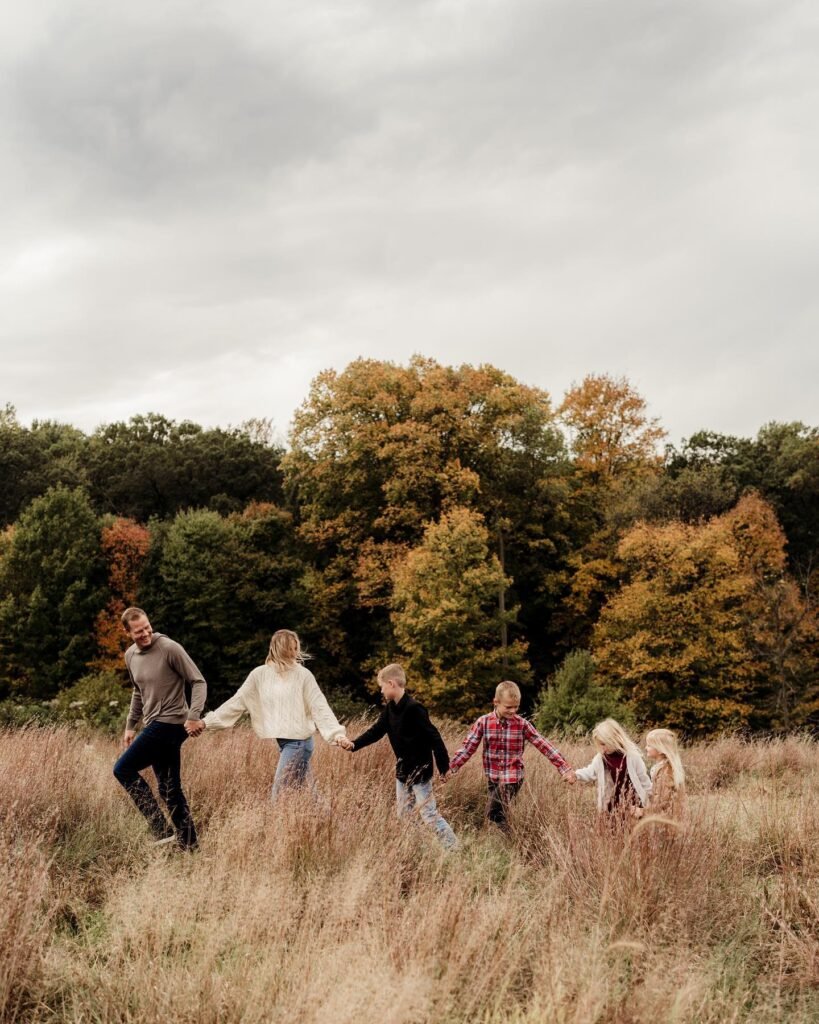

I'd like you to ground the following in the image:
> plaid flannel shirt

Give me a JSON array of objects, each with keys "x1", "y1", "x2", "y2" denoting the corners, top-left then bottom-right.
[{"x1": 449, "y1": 711, "x2": 571, "y2": 785}]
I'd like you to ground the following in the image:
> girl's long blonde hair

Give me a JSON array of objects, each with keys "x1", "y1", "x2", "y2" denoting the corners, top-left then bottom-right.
[
  {"x1": 592, "y1": 718, "x2": 641, "y2": 758},
  {"x1": 265, "y1": 629, "x2": 309, "y2": 673},
  {"x1": 645, "y1": 728, "x2": 685, "y2": 788}
]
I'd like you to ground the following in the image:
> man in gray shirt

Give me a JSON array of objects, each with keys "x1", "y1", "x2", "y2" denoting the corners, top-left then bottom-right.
[{"x1": 113, "y1": 607, "x2": 206, "y2": 849}]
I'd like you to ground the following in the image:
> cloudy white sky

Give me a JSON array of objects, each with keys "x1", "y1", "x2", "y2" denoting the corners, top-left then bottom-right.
[{"x1": 2, "y1": 0, "x2": 817, "y2": 445}]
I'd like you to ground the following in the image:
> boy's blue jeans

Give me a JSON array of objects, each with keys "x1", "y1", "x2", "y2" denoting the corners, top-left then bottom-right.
[
  {"x1": 395, "y1": 777, "x2": 458, "y2": 849},
  {"x1": 113, "y1": 721, "x2": 198, "y2": 848}
]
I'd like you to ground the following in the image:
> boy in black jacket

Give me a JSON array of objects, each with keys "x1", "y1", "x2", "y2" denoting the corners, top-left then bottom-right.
[{"x1": 339, "y1": 663, "x2": 457, "y2": 849}]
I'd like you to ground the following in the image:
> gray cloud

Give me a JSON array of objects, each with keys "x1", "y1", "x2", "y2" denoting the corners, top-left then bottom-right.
[{"x1": 1, "y1": 0, "x2": 817, "y2": 442}]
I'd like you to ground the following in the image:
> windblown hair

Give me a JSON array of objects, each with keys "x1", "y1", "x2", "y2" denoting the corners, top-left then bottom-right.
[
  {"x1": 645, "y1": 728, "x2": 686, "y2": 788},
  {"x1": 495, "y1": 680, "x2": 521, "y2": 702},
  {"x1": 265, "y1": 629, "x2": 309, "y2": 673},
  {"x1": 592, "y1": 718, "x2": 641, "y2": 758}
]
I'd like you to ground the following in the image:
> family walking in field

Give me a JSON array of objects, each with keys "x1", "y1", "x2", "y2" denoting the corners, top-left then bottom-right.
[{"x1": 113, "y1": 608, "x2": 687, "y2": 852}]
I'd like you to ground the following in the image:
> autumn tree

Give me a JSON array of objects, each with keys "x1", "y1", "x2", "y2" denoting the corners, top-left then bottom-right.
[
  {"x1": 0, "y1": 486, "x2": 105, "y2": 698},
  {"x1": 667, "y1": 423, "x2": 819, "y2": 576},
  {"x1": 390, "y1": 507, "x2": 530, "y2": 717},
  {"x1": 284, "y1": 356, "x2": 570, "y2": 688},
  {"x1": 593, "y1": 494, "x2": 815, "y2": 734},
  {"x1": 558, "y1": 373, "x2": 666, "y2": 479},
  {"x1": 553, "y1": 375, "x2": 668, "y2": 656},
  {"x1": 92, "y1": 517, "x2": 151, "y2": 671}
]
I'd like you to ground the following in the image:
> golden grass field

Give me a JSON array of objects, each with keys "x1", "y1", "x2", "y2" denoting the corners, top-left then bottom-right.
[{"x1": 1, "y1": 723, "x2": 817, "y2": 1023}]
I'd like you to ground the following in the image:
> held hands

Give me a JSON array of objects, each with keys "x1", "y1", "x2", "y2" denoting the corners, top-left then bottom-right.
[
  {"x1": 185, "y1": 720, "x2": 206, "y2": 737},
  {"x1": 562, "y1": 769, "x2": 577, "y2": 785},
  {"x1": 335, "y1": 736, "x2": 355, "y2": 751}
]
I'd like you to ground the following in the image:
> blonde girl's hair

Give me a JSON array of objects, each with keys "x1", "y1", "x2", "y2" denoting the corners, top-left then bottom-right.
[
  {"x1": 645, "y1": 728, "x2": 685, "y2": 788},
  {"x1": 592, "y1": 718, "x2": 641, "y2": 758},
  {"x1": 495, "y1": 680, "x2": 521, "y2": 702},
  {"x1": 265, "y1": 629, "x2": 309, "y2": 672}
]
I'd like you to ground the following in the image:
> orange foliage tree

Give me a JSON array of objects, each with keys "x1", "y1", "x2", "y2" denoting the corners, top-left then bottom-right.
[
  {"x1": 93, "y1": 518, "x2": 151, "y2": 670},
  {"x1": 593, "y1": 494, "x2": 816, "y2": 734},
  {"x1": 558, "y1": 373, "x2": 666, "y2": 479}
]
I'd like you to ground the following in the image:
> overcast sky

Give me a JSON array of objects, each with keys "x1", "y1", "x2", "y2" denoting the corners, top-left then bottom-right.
[{"x1": 2, "y1": 0, "x2": 817, "y2": 446}]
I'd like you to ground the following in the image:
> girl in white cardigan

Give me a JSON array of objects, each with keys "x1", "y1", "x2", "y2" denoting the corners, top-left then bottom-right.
[
  {"x1": 193, "y1": 630, "x2": 347, "y2": 801},
  {"x1": 575, "y1": 718, "x2": 652, "y2": 824}
]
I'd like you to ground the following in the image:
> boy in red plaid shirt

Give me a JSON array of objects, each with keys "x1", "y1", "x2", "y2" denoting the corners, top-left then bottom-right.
[{"x1": 444, "y1": 681, "x2": 575, "y2": 830}]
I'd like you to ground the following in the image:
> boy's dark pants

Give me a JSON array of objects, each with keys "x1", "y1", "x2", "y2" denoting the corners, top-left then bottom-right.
[
  {"x1": 486, "y1": 780, "x2": 522, "y2": 830},
  {"x1": 113, "y1": 721, "x2": 198, "y2": 848}
]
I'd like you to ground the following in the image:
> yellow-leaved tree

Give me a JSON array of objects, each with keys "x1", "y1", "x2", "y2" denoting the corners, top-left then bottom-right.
[{"x1": 593, "y1": 494, "x2": 817, "y2": 734}]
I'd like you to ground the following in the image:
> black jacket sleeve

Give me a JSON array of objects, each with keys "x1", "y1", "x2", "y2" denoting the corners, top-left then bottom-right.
[
  {"x1": 351, "y1": 708, "x2": 389, "y2": 751},
  {"x1": 412, "y1": 704, "x2": 450, "y2": 776}
]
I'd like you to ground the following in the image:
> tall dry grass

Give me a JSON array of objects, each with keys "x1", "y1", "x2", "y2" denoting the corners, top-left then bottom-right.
[{"x1": 0, "y1": 724, "x2": 817, "y2": 1023}]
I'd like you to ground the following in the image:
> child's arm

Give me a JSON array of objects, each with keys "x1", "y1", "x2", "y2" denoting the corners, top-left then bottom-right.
[
  {"x1": 522, "y1": 721, "x2": 574, "y2": 778},
  {"x1": 446, "y1": 717, "x2": 485, "y2": 778},
  {"x1": 573, "y1": 754, "x2": 601, "y2": 784},
  {"x1": 348, "y1": 708, "x2": 389, "y2": 751}
]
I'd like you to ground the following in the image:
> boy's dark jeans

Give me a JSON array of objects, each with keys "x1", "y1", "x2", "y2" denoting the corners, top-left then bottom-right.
[
  {"x1": 486, "y1": 780, "x2": 523, "y2": 830},
  {"x1": 113, "y1": 721, "x2": 198, "y2": 848}
]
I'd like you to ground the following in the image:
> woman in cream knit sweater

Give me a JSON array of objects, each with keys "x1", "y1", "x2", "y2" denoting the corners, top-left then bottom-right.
[{"x1": 193, "y1": 630, "x2": 347, "y2": 801}]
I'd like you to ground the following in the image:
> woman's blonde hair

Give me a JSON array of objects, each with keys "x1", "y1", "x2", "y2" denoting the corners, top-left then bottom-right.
[
  {"x1": 645, "y1": 728, "x2": 685, "y2": 788},
  {"x1": 592, "y1": 718, "x2": 641, "y2": 757},
  {"x1": 265, "y1": 629, "x2": 309, "y2": 672}
]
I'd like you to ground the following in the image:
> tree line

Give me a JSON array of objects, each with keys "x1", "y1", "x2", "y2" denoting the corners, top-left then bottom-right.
[{"x1": 1, "y1": 357, "x2": 817, "y2": 735}]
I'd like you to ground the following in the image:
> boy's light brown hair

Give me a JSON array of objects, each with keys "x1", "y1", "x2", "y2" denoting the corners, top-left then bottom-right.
[
  {"x1": 494, "y1": 680, "x2": 521, "y2": 702},
  {"x1": 377, "y1": 663, "x2": 407, "y2": 687}
]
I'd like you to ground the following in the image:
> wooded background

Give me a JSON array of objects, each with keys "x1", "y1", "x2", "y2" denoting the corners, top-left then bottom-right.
[{"x1": 1, "y1": 357, "x2": 816, "y2": 734}]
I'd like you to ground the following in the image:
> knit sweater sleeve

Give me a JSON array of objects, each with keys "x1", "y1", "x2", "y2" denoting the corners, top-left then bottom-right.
[
  {"x1": 203, "y1": 671, "x2": 255, "y2": 731},
  {"x1": 574, "y1": 753, "x2": 601, "y2": 784},
  {"x1": 630, "y1": 752, "x2": 653, "y2": 805},
  {"x1": 302, "y1": 669, "x2": 346, "y2": 743}
]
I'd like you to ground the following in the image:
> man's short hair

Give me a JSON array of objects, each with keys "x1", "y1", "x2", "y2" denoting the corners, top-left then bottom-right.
[
  {"x1": 121, "y1": 607, "x2": 147, "y2": 627},
  {"x1": 377, "y1": 663, "x2": 407, "y2": 687},
  {"x1": 495, "y1": 680, "x2": 521, "y2": 702}
]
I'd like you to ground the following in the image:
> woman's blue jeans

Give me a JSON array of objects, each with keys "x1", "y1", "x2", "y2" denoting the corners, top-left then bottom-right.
[{"x1": 271, "y1": 736, "x2": 315, "y2": 802}]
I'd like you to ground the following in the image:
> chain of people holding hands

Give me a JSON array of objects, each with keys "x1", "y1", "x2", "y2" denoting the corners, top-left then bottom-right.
[{"x1": 114, "y1": 609, "x2": 687, "y2": 853}]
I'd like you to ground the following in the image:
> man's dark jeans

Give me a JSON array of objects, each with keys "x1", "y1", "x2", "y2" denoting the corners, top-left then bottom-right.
[{"x1": 113, "y1": 721, "x2": 198, "y2": 848}]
